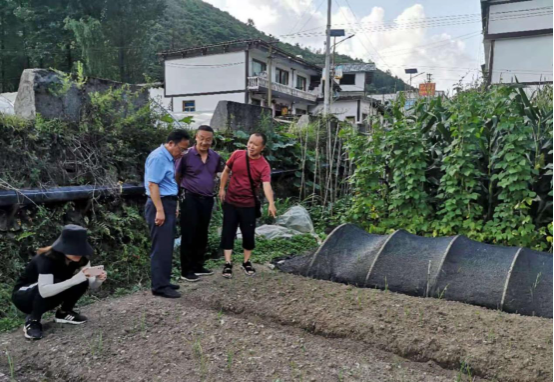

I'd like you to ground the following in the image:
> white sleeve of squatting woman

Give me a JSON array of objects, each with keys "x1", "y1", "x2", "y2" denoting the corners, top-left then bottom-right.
[
  {"x1": 37, "y1": 271, "x2": 88, "y2": 298},
  {"x1": 37, "y1": 262, "x2": 105, "y2": 298}
]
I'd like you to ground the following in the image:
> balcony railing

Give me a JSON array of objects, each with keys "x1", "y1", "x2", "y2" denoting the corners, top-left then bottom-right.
[{"x1": 247, "y1": 76, "x2": 318, "y2": 103}]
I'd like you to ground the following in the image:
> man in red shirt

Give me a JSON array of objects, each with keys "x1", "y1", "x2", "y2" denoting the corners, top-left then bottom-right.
[{"x1": 218, "y1": 133, "x2": 277, "y2": 278}]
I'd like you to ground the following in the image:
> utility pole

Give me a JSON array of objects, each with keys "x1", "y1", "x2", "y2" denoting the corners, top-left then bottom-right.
[
  {"x1": 330, "y1": 36, "x2": 336, "y2": 110},
  {"x1": 267, "y1": 43, "x2": 273, "y2": 115},
  {"x1": 426, "y1": 73, "x2": 432, "y2": 83},
  {"x1": 323, "y1": 0, "x2": 332, "y2": 115}
]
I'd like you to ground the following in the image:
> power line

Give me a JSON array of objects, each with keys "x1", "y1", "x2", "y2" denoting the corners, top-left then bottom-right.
[
  {"x1": 281, "y1": 5, "x2": 553, "y2": 34},
  {"x1": 378, "y1": 30, "x2": 480, "y2": 55},
  {"x1": 320, "y1": 60, "x2": 552, "y2": 74},
  {"x1": 286, "y1": 0, "x2": 326, "y2": 37},
  {"x1": 338, "y1": 0, "x2": 393, "y2": 71},
  {"x1": 285, "y1": 11, "x2": 551, "y2": 38},
  {"x1": 378, "y1": 32, "x2": 482, "y2": 59},
  {"x1": 281, "y1": 11, "x2": 552, "y2": 38}
]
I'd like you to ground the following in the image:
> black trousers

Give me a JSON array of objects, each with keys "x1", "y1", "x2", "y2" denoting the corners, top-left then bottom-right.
[
  {"x1": 180, "y1": 191, "x2": 214, "y2": 274},
  {"x1": 220, "y1": 202, "x2": 256, "y2": 251},
  {"x1": 12, "y1": 281, "x2": 88, "y2": 321},
  {"x1": 145, "y1": 196, "x2": 177, "y2": 292}
]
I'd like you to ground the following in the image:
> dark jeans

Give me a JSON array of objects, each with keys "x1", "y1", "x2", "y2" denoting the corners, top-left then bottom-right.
[
  {"x1": 12, "y1": 281, "x2": 88, "y2": 321},
  {"x1": 220, "y1": 202, "x2": 256, "y2": 251},
  {"x1": 180, "y1": 191, "x2": 214, "y2": 275},
  {"x1": 145, "y1": 196, "x2": 177, "y2": 292}
]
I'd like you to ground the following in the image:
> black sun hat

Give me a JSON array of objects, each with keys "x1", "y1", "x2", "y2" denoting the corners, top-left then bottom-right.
[{"x1": 51, "y1": 225, "x2": 94, "y2": 258}]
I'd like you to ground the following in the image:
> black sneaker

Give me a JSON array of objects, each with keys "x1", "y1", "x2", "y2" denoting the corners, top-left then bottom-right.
[
  {"x1": 152, "y1": 288, "x2": 181, "y2": 298},
  {"x1": 181, "y1": 272, "x2": 200, "y2": 282},
  {"x1": 169, "y1": 283, "x2": 180, "y2": 290},
  {"x1": 194, "y1": 267, "x2": 214, "y2": 276},
  {"x1": 24, "y1": 318, "x2": 43, "y2": 340},
  {"x1": 54, "y1": 309, "x2": 88, "y2": 325}
]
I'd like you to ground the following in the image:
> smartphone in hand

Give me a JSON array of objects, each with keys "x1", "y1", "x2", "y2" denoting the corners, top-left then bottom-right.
[{"x1": 85, "y1": 265, "x2": 104, "y2": 277}]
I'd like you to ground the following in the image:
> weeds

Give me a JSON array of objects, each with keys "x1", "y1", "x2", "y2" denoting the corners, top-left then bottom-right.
[
  {"x1": 437, "y1": 284, "x2": 448, "y2": 299},
  {"x1": 226, "y1": 349, "x2": 234, "y2": 372},
  {"x1": 530, "y1": 272, "x2": 542, "y2": 301},
  {"x1": 192, "y1": 337, "x2": 208, "y2": 380},
  {"x1": 86, "y1": 332, "x2": 104, "y2": 356},
  {"x1": 487, "y1": 329, "x2": 496, "y2": 342},
  {"x1": 6, "y1": 350, "x2": 15, "y2": 381},
  {"x1": 140, "y1": 311, "x2": 147, "y2": 337},
  {"x1": 456, "y1": 359, "x2": 474, "y2": 382}
]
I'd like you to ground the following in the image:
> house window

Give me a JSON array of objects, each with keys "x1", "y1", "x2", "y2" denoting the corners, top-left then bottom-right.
[
  {"x1": 182, "y1": 100, "x2": 195, "y2": 112},
  {"x1": 296, "y1": 75, "x2": 307, "y2": 91},
  {"x1": 252, "y1": 59, "x2": 267, "y2": 76},
  {"x1": 362, "y1": 113, "x2": 368, "y2": 122},
  {"x1": 340, "y1": 74, "x2": 355, "y2": 85},
  {"x1": 251, "y1": 98, "x2": 261, "y2": 106},
  {"x1": 275, "y1": 68, "x2": 289, "y2": 85},
  {"x1": 345, "y1": 116, "x2": 356, "y2": 125}
]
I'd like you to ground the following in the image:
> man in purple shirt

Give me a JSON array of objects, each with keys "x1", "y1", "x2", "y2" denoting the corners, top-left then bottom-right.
[{"x1": 175, "y1": 125, "x2": 225, "y2": 281}]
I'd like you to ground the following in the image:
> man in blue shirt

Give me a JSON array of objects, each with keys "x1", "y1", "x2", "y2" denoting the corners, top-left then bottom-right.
[{"x1": 144, "y1": 130, "x2": 190, "y2": 298}]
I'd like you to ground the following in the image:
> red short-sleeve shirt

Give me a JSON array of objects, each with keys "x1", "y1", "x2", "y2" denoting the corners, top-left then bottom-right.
[{"x1": 225, "y1": 150, "x2": 271, "y2": 207}]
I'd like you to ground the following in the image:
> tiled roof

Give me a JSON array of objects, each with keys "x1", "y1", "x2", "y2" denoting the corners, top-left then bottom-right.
[{"x1": 338, "y1": 63, "x2": 376, "y2": 73}]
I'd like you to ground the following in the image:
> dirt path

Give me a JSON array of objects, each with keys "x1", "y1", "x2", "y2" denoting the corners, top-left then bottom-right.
[{"x1": 1, "y1": 265, "x2": 551, "y2": 382}]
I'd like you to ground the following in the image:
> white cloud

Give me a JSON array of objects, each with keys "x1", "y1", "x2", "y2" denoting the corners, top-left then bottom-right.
[{"x1": 203, "y1": 1, "x2": 483, "y2": 93}]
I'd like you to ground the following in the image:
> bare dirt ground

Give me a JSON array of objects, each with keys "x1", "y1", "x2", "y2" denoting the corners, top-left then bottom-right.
[{"x1": 0, "y1": 265, "x2": 551, "y2": 382}]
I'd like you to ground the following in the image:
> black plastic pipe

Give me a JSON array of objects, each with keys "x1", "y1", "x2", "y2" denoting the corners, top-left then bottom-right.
[
  {"x1": 0, "y1": 168, "x2": 296, "y2": 207},
  {"x1": 0, "y1": 184, "x2": 145, "y2": 207}
]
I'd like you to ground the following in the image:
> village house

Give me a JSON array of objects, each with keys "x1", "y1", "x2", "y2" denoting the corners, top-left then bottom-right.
[
  {"x1": 312, "y1": 63, "x2": 379, "y2": 125},
  {"x1": 159, "y1": 39, "x2": 379, "y2": 127},
  {"x1": 480, "y1": 0, "x2": 553, "y2": 87}
]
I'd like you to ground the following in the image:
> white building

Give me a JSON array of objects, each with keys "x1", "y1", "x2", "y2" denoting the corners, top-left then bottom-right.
[
  {"x1": 161, "y1": 40, "x2": 322, "y2": 118},
  {"x1": 160, "y1": 39, "x2": 380, "y2": 127},
  {"x1": 312, "y1": 63, "x2": 378, "y2": 125},
  {"x1": 481, "y1": 0, "x2": 553, "y2": 86}
]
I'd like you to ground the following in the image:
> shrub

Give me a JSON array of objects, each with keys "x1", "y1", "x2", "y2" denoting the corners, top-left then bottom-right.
[{"x1": 344, "y1": 85, "x2": 553, "y2": 251}]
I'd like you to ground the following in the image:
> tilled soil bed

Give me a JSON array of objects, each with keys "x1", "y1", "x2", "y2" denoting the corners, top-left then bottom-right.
[{"x1": 0, "y1": 265, "x2": 551, "y2": 382}]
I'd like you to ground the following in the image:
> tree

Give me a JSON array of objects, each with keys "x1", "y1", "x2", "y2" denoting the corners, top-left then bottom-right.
[
  {"x1": 66, "y1": 0, "x2": 165, "y2": 82},
  {"x1": 1, "y1": 0, "x2": 408, "y2": 91}
]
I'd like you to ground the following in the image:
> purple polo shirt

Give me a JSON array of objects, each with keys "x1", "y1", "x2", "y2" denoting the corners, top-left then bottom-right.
[{"x1": 175, "y1": 146, "x2": 225, "y2": 197}]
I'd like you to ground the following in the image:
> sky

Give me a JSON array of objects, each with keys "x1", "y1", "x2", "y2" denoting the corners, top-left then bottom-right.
[{"x1": 203, "y1": 0, "x2": 486, "y2": 94}]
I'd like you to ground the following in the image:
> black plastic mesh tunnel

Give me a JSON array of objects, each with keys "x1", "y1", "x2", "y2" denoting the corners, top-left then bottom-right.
[{"x1": 276, "y1": 224, "x2": 553, "y2": 318}]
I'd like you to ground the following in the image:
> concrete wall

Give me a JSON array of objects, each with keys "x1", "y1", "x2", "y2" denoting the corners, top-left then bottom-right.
[
  {"x1": 149, "y1": 87, "x2": 172, "y2": 110},
  {"x1": 0, "y1": 92, "x2": 16, "y2": 114},
  {"x1": 339, "y1": 72, "x2": 366, "y2": 92},
  {"x1": 484, "y1": 0, "x2": 553, "y2": 85},
  {"x1": 172, "y1": 92, "x2": 246, "y2": 114},
  {"x1": 488, "y1": 0, "x2": 552, "y2": 34},
  {"x1": 210, "y1": 101, "x2": 272, "y2": 132},
  {"x1": 492, "y1": 35, "x2": 553, "y2": 83},
  {"x1": 165, "y1": 51, "x2": 247, "y2": 96},
  {"x1": 312, "y1": 98, "x2": 376, "y2": 124},
  {"x1": 14, "y1": 69, "x2": 148, "y2": 122}
]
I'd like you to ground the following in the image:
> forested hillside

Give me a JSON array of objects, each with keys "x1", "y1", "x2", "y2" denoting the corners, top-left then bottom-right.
[{"x1": 0, "y1": 0, "x2": 409, "y2": 93}]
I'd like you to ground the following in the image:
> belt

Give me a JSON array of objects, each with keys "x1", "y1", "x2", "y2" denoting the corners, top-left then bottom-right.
[
  {"x1": 183, "y1": 190, "x2": 213, "y2": 200},
  {"x1": 148, "y1": 195, "x2": 178, "y2": 201}
]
